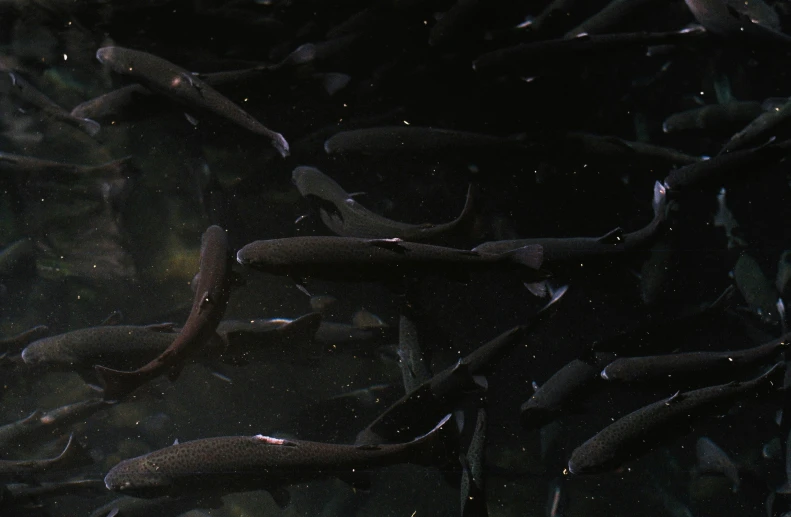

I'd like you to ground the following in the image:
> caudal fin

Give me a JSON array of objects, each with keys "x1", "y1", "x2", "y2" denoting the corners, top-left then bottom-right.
[
  {"x1": 408, "y1": 413, "x2": 456, "y2": 467},
  {"x1": 94, "y1": 365, "x2": 149, "y2": 401}
]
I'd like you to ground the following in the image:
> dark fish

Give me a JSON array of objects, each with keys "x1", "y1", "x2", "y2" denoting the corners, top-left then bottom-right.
[
  {"x1": 292, "y1": 166, "x2": 475, "y2": 242},
  {"x1": 714, "y1": 187, "x2": 747, "y2": 248},
  {"x1": 21, "y1": 324, "x2": 177, "y2": 374},
  {"x1": 460, "y1": 408, "x2": 487, "y2": 517},
  {"x1": 720, "y1": 97, "x2": 791, "y2": 154},
  {"x1": 684, "y1": 0, "x2": 788, "y2": 43},
  {"x1": 1, "y1": 71, "x2": 99, "y2": 135},
  {"x1": 95, "y1": 47, "x2": 289, "y2": 157},
  {"x1": 524, "y1": 0, "x2": 577, "y2": 33},
  {"x1": 663, "y1": 138, "x2": 791, "y2": 190},
  {"x1": 397, "y1": 311, "x2": 432, "y2": 393},
  {"x1": 70, "y1": 84, "x2": 153, "y2": 121},
  {"x1": 355, "y1": 328, "x2": 521, "y2": 445},
  {"x1": 358, "y1": 291, "x2": 565, "y2": 445},
  {"x1": 696, "y1": 437, "x2": 740, "y2": 492},
  {"x1": 88, "y1": 495, "x2": 219, "y2": 517},
  {"x1": 0, "y1": 325, "x2": 47, "y2": 355},
  {"x1": 324, "y1": 126, "x2": 530, "y2": 155},
  {"x1": 236, "y1": 236, "x2": 544, "y2": 285},
  {"x1": 600, "y1": 335, "x2": 788, "y2": 384},
  {"x1": 95, "y1": 225, "x2": 235, "y2": 400},
  {"x1": 564, "y1": 0, "x2": 663, "y2": 38},
  {"x1": 734, "y1": 253, "x2": 781, "y2": 325},
  {"x1": 212, "y1": 313, "x2": 323, "y2": 364},
  {"x1": 103, "y1": 414, "x2": 452, "y2": 501},
  {"x1": 472, "y1": 27, "x2": 707, "y2": 76},
  {"x1": 0, "y1": 478, "x2": 105, "y2": 511},
  {"x1": 0, "y1": 152, "x2": 134, "y2": 178},
  {"x1": 567, "y1": 363, "x2": 783, "y2": 475},
  {"x1": 662, "y1": 101, "x2": 765, "y2": 133},
  {"x1": 314, "y1": 321, "x2": 392, "y2": 346},
  {"x1": 474, "y1": 182, "x2": 667, "y2": 282},
  {"x1": 520, "y1": 353, "x2": 614, "y2": 429},
  {"x1": 563, "y1": 132, "x2": 702, "y2": 165},
  {"x1": 0, "y1": 434, "x2": 90, "y2": 483},
  {"x1": 0, "y1": 398, "x2": 112, "y2": 450}
]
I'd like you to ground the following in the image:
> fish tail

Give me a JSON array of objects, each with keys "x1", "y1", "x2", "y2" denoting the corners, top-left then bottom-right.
[
  {"x1": 78, "y1": 117, "x2": 101, "y2": 136},
  {"x1": 503, "y1": 244, "x2": 543, "y2": 270},
  {"x1": 407, "y1": 413, "x2": 456, "y2": 466},
  {"x1": 51, "y1": 434, "x2": 93, "y2": 471},
  {"x1": 94, "y1": 365, "x2": 148, "y2": 401}
]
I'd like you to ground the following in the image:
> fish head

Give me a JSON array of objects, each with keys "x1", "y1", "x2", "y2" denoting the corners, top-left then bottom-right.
[
  {"x1": 104, "y1": 456, "x2": 173, "y2": 498},
  {"x1": 95, "y1": 47, "x2": 117, "y2": 65},
  {"x1": 20, "y1": 341, "x2": 50, "y2": 367}
]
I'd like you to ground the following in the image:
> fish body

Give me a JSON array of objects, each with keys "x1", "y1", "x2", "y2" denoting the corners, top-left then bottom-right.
[
  {"x1": 95, "y1": 47, "x2": 288, "y2": 157},
  {"x1": 696, "y1": 437, "x2": 740, "y2": 491},
  {"x1": 663, "y1": 102, "x2": 765, "y2": 133},
  {"x1": 95, "y1": 226, "x2": 234, "y2": 400},
  {"x1": 357, "y1": 326, "x2": 523, "y2": 444},
  {"x1": 0, "y1": 435, "x2": 89, "y2": 483},
  {"x1": 397, "y1": 312, "x2": 432, "y2": 393},
  {"x1": 521, "y1": 354, "x2": 612, "y2": 429},
  {"x1": 292, "y1": 166, "x2": 475, "y2": 242},
  {"x1": 237, "y1": 236, "x2": 544, "y2": 284},
  {"x1": 600, "y1": 336, "x2": 788, "y2": 383},
  {"x1": 22, "y1": 324, "x2": 176, "y2": 371},
  {"x1": 3, "y1": 72, "x2": 99, "y2": 135},
  {"x1": 104, "y1": 415, "x2": 451, "y2": 499},
  {"x1": 568, "y1": 363, "x2": 783, "y2": 474},
  {"x1": 324, "y1": 126, "x2": 529, "y2": 155}
]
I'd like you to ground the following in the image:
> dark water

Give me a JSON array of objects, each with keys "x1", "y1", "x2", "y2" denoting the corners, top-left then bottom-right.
[{"x1": 0, "y1": 0, "x2": 790, "y2": 516}]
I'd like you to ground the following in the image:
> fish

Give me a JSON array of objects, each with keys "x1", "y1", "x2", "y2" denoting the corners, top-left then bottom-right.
[
  {"x1": 567, "y1": 363, "x2": 784, "y2": 475},
  {"x1": 355, "y1": 329, "x2": 517, "y2": 445},
  {"x1": 72, "y1": 44, "x2": 316, "y2": 123},
  {"x1": 520, "y1": 353, "x2": 613, "y2": 429},
  {"x1": 472, "y1": 27, "x2": 707, "y2": 76},
  {"x1": 734, "y1": 253, "x2": 781, "y2": 325},
  {"x1": 95, "y1": 225, "x2": 235, "y2": 400},
  {"x1": 714, "y1": 187, "x2": 748, "y2": 248},
  {"x1": 103, "y1": 414, "x2": 452, "y2": 501},
  {"x1": 0, "y1": 434, "x2": 90, "y2": 483},
  {"x1": 777, "y1": 251, "x2": 791, "y2": 298},
  {"x1": 236, "y1": 236, "x2": 545, "y2": 285},
  {"x1": 309, "y1": 294, "x2": 337, "y2": 313},
  {"x1": 0, "y1": 152, "x2": 134, "y2": 178},
  {"x1": 684, "y1": 0, "x2": 788, "y2": 42},
  {"x1": 474, "y1": 182, "x2": 667, "y2": 285},
  {"x1": 0, "y1": 478, "x2": 105, "y2": 509},
  {"x1": 695, "y1": 437, "x2": 740, "y2": 492},
  {"x1": 0, "y1": 71, "x2": 99, "y2": 136},
  {"x1": 459, "y1": 408, "x2": 487, "y2": 517},
  {"x1": 396, "y1": 310, "x2": 432, "y2": 393},
  {"x1": 662, "y1": 101, "x2": 765, "y2": 133},
  {"x1": 324, "y1": 126, "x2": 531, "y2": 155},
  {"x1": 562, "y1": 132, "x2": 702, "y2": 165},
  {"x1": 292, "y1": 166, "x2": 476, "y2": 242},
  {"x1": 523, "y1": 0, "x2": 577, "y2": 33},
  {"x1": 663, "y1": 138, "x2": 791, "y2": 190},
  {"x1": 600, "y1": 335, "x2": 788, "y2": 384},
  {"x1": 0, "y1": 398, "x2": 113, "y2": 451},
  {"x1": 564, "y1": 0, "x2": 662, "y2": 38},
  {"x1": 21, "y1": 324, "x2": 177, "y2": 376},
  {"x1": 358, "y1": 293, "x2": 564, "y2": 445},
  {"x1": 719, "y1": 97, "x2": 791, "y2": 154},
  {"x1": 95, "y1": 47, "x2": 289, "y2": 157},
  {"x1": 70, "y1": 84, "x2": 153, "y2": 121},
  {"x1": 0, "y1": 325, "x2": 48, "y2": 355}
]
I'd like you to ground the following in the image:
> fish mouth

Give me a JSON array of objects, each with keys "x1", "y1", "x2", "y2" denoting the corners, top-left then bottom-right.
[
  {"x1": 95, "y1": 47, "x2": 110, "y2": 64},
  {"x1": 235, "y1": 249, "x2": 249, "y2": 266}
]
